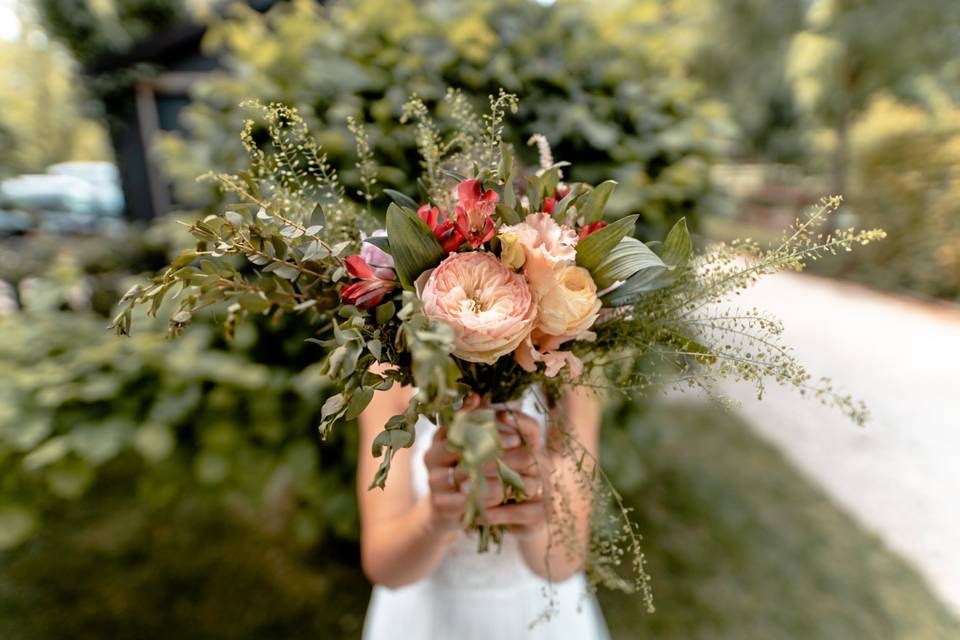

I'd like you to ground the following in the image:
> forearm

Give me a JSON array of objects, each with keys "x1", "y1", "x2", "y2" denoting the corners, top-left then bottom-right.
[
  {"x1": 517, "y1": 387, "x2": 598, "y2": 581},
  {"x1": 361, "y1": 498, "x2": 456, "y2": 588},
  {"x1": 517, "y1": 456, "x2": 592, "y2": 581}
]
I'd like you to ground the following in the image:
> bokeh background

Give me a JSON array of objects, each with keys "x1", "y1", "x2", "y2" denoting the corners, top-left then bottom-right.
[{"x1": 1, "y1": 1, "x2": 959, "y2": 638}]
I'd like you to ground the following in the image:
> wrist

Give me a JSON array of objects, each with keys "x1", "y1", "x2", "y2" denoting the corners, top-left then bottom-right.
[{"x1": 420, "y1": 497, "x2": 459, "y2": 544}]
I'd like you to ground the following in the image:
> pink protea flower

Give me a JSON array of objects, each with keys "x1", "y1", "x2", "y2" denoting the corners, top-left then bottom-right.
[
  {"x1": 417, "y1": 204, "x2": 465, "y2": 253},
  {"x1": 454, "y1": 179, "x2": 498, "y2": 248},
  {"x1": 341, "y1": 255, "x2": 397, "y2": 309},
  {"x1": 416, "y1": 252, "x2": 537, "y2": 364}
]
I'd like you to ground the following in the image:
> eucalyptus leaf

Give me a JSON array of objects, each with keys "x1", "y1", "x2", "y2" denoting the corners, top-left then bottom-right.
[
  {"x1": 346, "y1": 387, "x2": 374, "y2": 420},
  {"x1": 264, "y1": 261, "x2": 300, "y2": 280},
  {"x1": 224, "y1": 210, "x2": 245, "y2": 227},
  {"x1": 375, "y1": 302, "x2": 395, "y2": 324}
]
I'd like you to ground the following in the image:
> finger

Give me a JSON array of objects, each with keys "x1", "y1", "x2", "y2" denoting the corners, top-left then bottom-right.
[
  {"x1": 424, "y1": 436, "x2": 459, "y2": 468},
  {"x1": 497, "y1": 411, "x2": 541, "y2": 450},
  {"x1": 497, "y1": 425, "x2": 522, "y2": 450},
  {"x1": 481, "y1": 450, "x2": 536, "y2": 476},
  {"x1": 459, "y1": 393, "x2": 482, "y2": 412},
  {"x1": 483, "y1": 499, "x2": 547, "y2": 526},
  {"x1": 428, "y1": 466, "x2": 469, "y2": 492},
  {"x1": 477, "y1": 474, "x2": 543, "y2": 506},
  {"x1": 501, "y1": 449, "x2": 538, "y2": 472},
  {"x1": 432, "y1": 492, "x2": 467, "y2": 513}
]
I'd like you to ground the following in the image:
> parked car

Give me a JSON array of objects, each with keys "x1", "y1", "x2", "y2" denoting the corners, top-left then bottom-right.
[{"x1": 0, "y1": 162, "x2": 126, "y2": 235}]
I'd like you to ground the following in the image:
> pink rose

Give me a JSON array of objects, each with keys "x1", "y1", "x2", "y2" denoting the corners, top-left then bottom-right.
[
  {"x1": 417, "y1": 252, "x2": 537, "y2": 364},
  {"x1": 454, "y1": 179, "x2": 498, "y2": 248},
  {"x1": 498, "y1": 212, "x2": 578, "y2": 292}
]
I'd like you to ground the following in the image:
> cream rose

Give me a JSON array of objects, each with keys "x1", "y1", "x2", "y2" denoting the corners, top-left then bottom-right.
[
  {"x1": 498, "y1": 231, "x2": 526, "y2": 270},
  {"x1": 537, "y1": 265, "x2": 601, "y2": 337},
  {"x1": 417, "y1": 252, "x2": 537, "y2": 364}
]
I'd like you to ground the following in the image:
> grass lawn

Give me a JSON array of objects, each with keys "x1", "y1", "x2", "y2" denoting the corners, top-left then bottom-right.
[
  {"x1": 599, "y1": 402, "x2": 959, "y2": 639},
  {"x1": 1, "y1": 402, "x2": 956, "y2": 639}
]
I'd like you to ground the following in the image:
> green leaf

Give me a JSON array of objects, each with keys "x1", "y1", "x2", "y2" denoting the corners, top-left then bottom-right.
[
  {"x1": 363, "y1": 234, "x2": 391, "y2": 254},
  {"x1": 171, "y1": 250, "x2": 197, "y2": 269},
  {"x1": 579, "y1": 180, "x2": 617, "y2": 223},
  {"x1": 496, "y1": 459, "x2": 526, "y2": 497},
  {"x1": 448, "y1": 409, "x2": 499, "y2": 467},
  {"x1": 45, "y1": 458, "x2": 94, "y2": 499},
  {"x1": 593, "y1": 237, "x2": 666, "y2": 289},
  {"x1": 263, "y1": 261, "x2": 300, "y2": 280},
  {"x1": 237, "y1": 292, "x2": 271, "y2": 314},
  {"x1": 346, "y1": 386, "x2": 375, "y2": 420},
  {"x1": 385, "y1": 203, "x2": 445, "y2": 289},
  {"x1": 224, "y1": 210, "x2": 244, "y2": 227},
  {"x1": 371, "y1": 427, "x2": 414, "y2": 458},
  {"x1": 602, "y1": 218, "x2": 692, "y2": 305},
  {"x1": 576, "y1": 214, "x2": 639, "y2": 271},
  {"x1": 321, "y1": 393, "x2": 346, "y2": 421},
  {"x1": 660, "y1": 217, "x2": 692, "y2": 270},
  {"x1": 498, "y1": 141, "x2": 513, "y2": 183},
  {"x1": 384, "y1": 189, "x2": 420, "y2": 212},
  {"x1": 22, "y1": 436, "x2": 69, "y2": 470},
  {"x1": 375, "y1": 302, "x2": 395, "y2": 324},
  {"x1": 0, "y1": 505, "x2": 37, "y2": 550},
  {"x1": 550, "y1": 183, "x2": 584, "y2": 225},
  {"x1": 367, "y1": 338, "x2": 383, "y2": 360},
  {"x1": 601, "y1": 264, "x2": 673, "y2": 306},
  {"x1": 496, "y1": 203, "x2": 521, "y2": 226},
  {"x1": 309, "y1": 204, "x2": 325, "y2": 228},
  {"x1": 527, "y1": 174, "x2": 544, "y2": 213}
]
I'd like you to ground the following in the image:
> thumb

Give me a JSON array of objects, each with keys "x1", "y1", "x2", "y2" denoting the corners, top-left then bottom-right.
[{"x1": 460, "y1": 392, "x2": 483, "y2": 412}]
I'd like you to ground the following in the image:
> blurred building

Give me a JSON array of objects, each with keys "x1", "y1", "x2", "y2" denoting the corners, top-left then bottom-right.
[{"x1": 83, "y1": 0, "x2": 284, "y2": 221}]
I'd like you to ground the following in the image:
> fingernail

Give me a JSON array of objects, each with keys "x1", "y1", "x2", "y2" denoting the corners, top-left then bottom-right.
[{"x1": 501, "y1": 434, "x2": 520, "y2": 448}]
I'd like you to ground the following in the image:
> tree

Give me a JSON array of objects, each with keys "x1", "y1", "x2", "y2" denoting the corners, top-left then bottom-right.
[
  {"x1": 156, "y1": 0, "x2": 732, "y2": 231},
  {"x1": 0, "y1": 4, "x2": 110, "y2": 175},
  {"x1": 787, "y1": 0, "x2": 960, "y2": 196}
]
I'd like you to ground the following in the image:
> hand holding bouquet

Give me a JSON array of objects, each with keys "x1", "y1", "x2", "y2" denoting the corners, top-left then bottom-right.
[{"x1": 114, "y1": 90, "x2": 884, "y2": 605}]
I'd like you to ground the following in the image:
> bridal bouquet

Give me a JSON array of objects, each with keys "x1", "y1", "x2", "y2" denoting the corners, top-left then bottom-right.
[{"x1": 113, "y1": 90, "x2": 883, "y2": 607}]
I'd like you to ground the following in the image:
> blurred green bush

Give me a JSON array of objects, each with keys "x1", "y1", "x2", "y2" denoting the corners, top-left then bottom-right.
[
  {"x1": 840, "y1": 95, "x2": 960, "y2": 299},
  {"x1": 801, "y1": 95, "x2": 960, "y2": 300},
  {"x1": 0, "y1": 227, "x2": 357, "y2": 550},
  {"x1": 157, "y1": 0, "x2": 731, "y2": 232}
]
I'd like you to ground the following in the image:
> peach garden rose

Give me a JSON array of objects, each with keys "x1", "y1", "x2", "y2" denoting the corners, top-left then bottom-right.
[
  {"x1": 537, "y1": 264, "x2": 601, "y2": 338},
  {"x1": 498, "y1": 212, "x2": 578, "y2": 292},
  {"x1": 416, "y1": 252, "x2": 537, "y2": 364}
]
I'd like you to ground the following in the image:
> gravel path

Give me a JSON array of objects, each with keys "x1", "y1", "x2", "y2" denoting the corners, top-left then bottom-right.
[{"x1": 709, "y1": 273, "x2": 960, "y2": 613}]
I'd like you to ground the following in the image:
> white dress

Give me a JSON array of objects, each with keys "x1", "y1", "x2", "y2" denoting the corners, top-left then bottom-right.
[{"x1": 362, "y1": 389, "x2": 610, "y2": 640}]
